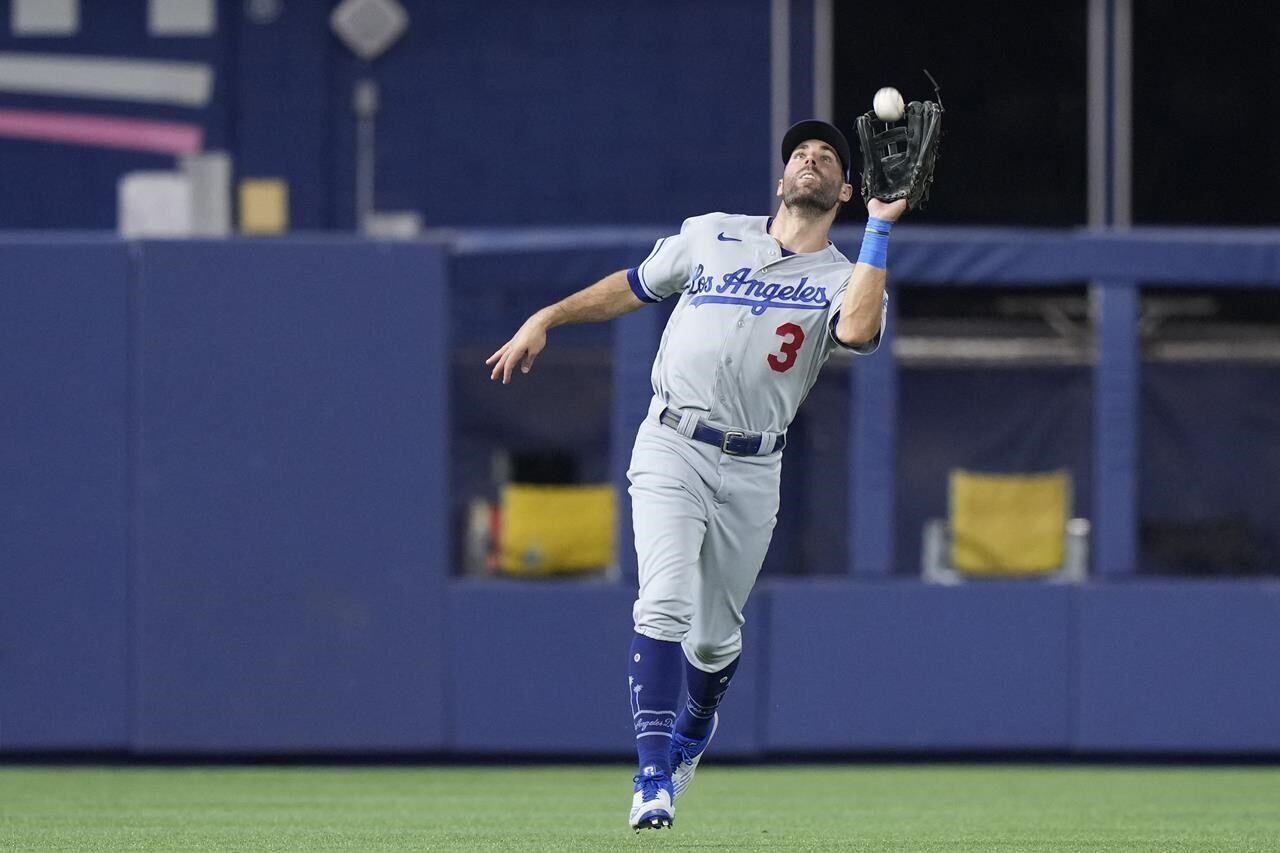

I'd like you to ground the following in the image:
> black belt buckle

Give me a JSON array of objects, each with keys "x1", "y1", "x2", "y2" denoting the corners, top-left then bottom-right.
[{"x1": 720, "y1": 430, "x2": 749, "y2": 456}]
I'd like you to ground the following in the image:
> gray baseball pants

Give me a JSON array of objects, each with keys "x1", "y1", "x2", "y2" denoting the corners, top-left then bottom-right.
[{"x1": 627, "y1": 411, "x2": 781, "y2": 673}]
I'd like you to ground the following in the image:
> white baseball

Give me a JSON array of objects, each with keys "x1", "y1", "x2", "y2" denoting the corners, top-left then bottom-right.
[{"x1": 873, "y1": 87, "x2": 905, "y2": 122}]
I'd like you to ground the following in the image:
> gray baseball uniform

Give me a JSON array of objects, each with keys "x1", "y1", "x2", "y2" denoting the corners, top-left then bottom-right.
[{"x1": 626, "y1": 211, "x2": 887, "y2": 672}]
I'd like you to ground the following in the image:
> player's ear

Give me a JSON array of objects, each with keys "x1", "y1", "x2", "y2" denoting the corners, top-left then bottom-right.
[
  {"x1": 839, "y1": 182, "x2": 854, "y2": 203},
  {"x1": 776, "y1": 178, "x2": 784, "y2": 198}
]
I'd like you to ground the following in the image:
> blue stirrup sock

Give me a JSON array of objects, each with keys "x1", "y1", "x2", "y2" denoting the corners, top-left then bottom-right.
[
  {"x1": 857, "y1": 216, "x2": 894, "y2": 269},
  {"x1": 628, "y1": 633, "x2": 684, "y2": 777},
  {"x1": 674, "y1": 654, "x2": 740, "y2": 741}
]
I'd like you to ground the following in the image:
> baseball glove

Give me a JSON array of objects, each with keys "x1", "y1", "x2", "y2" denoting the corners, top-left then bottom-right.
[{"x1": 856, "y1": 99, "x2": 943, "y2": 209}]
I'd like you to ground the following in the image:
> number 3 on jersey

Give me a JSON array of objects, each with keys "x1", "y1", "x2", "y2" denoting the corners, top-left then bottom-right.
[{"x1": 768, "y1": 322, "x2": 805, "y2": 373}]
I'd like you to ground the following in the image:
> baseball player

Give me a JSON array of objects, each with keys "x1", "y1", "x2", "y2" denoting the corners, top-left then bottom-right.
[{"x1": 487, "y1": 120, "x2": 907, "y2": 832}]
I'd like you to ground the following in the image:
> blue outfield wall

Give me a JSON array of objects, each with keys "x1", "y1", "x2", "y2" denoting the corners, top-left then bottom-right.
[
  {"x1": 0, "y1": 239, "x2": 132, "y2": 749},
  {"x1": 445, "y1": 580, "x2": 1280, "y2": 756},
  {"x1": 4, "y1": 233, "x2": 1280, "y2": 755},
  {"x1": 763, "y1": 582, "x2": 1074, "y2": 752},
  {"x1": 1075, "y1": 582, "x2": 1280, "y2": 753},
  {"x1": 445, "y1": 582, "x2": 767, "y2": 757},
  {"x1": 2, "y1": 238, "x2": 452, "y2": 752},
  {"x1": 130, "y1": 240, "x2": 451, "y2": 752}
]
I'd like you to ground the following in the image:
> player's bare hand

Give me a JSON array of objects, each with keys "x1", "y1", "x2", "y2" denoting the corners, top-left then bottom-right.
[
  {"x1": 485, "y1": 317, "x2": 549, "y2": 384},
  {"x1": 867, "y1": 197, "x2": 908, "y2": 222}
]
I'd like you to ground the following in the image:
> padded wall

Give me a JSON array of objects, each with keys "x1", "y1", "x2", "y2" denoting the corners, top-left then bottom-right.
[
  {"x1": 130, "y1": 240, "x2": 450, "y2": 751},
  {"x1": 765, "y1": 582, "x2": 1074, "y2": 752},
  {"x1": 446, "y1": 582, "x2": 767, "y2": 756},
  {"x1": 4, "y1": 232, "x2": 1280, "y2": 756},
  {"x1": 0, "y1": 240, "x2": 132, "y2": 748},
  {"x1": 1076, "y1": 582, "x2": 1280, "y2": 752},
  {"x1": 446, "y1": 582, "x2": 635, "y2": 754}
]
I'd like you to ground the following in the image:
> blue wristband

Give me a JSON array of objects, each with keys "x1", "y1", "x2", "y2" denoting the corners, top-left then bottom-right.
[{"x1": 857, "y1": 217, "x2": 894, "y2": 269}]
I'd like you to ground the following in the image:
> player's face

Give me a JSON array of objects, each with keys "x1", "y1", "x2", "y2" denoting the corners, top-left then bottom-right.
[{"x1": 778, "y1": 141, "x2": 853, "y2": 214}]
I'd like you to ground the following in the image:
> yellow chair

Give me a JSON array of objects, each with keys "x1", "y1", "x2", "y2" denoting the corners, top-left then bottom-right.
[
  {"x1": 499, "y1": 483, "x2": 616, "y2": 576},
  {"x1": 922, "y1": 469, "x2": 1088, "y2": 583}
]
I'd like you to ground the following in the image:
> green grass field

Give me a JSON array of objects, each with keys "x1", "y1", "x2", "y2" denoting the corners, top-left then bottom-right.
[{"x1": 3, "y1": 764, "x2": 1279, "y2": 852}]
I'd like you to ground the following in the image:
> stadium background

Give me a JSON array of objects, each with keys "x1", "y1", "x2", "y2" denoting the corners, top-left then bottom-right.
[{"x1": 2, "y1": 0, "x2": 1280, "y2": 763}]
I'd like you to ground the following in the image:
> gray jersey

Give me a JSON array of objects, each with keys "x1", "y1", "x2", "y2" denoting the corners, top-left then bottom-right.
[{"x1": 627, "y1": 212, "x2": 886, "y2": 435}]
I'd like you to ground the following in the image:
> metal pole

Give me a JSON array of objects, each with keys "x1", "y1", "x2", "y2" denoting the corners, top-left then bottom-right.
[
  {"x1": 813, "y1": 0, "x2": 833, "y2": 123},
  {"x1": 353, "y1": 78, "x2": 379, "y2": 233},
  {"x1": 1086, "y1": 0, "x2": 1107, "y2": 228},
  {"x1": 770, "y1": 0, "x2": 790, "y2": 200}
]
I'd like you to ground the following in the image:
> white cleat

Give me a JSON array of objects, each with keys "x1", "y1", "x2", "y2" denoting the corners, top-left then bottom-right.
[
  {"x1": 669, "y1": 712, "x2": 718, "y2": 801},
  {"x1": 629, "y1": 767, "x2": 675, "y2": 831}
]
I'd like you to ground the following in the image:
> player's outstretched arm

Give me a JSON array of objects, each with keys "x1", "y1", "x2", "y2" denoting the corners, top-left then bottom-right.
[
  {"x1": 486, "y1": 269, "x2": 645, "y2": 383},
  {"x1": 834, "y1": 197, "x2": 907, "y2": 347}
]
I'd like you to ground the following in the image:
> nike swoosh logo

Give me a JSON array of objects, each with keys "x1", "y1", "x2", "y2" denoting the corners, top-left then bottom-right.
[{"x1": 717, "y1": 232, "x2": 742, "y2": 242}]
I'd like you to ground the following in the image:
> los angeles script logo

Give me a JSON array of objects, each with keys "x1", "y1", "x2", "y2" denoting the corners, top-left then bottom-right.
[{"x1": 687, "y1": 264, "x2": 830, "y2": 315}]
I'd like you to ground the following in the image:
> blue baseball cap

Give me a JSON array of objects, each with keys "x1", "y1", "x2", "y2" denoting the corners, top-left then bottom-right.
[{"x1": 781, "y1": 120, "x2": 851, "y2": 180}]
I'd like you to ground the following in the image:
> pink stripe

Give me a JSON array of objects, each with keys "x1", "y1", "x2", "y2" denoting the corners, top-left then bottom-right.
[{"x1": 0, "y1": 108, "x2": 202, "y2": 155}]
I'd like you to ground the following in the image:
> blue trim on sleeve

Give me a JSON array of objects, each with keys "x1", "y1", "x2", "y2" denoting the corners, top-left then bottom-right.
[
  {"x1": 635, "y1": 237, "x2": 667, "y2": 301},
  {"x1": 626, "y1": 267, "x2": 659, "y2": 304}
]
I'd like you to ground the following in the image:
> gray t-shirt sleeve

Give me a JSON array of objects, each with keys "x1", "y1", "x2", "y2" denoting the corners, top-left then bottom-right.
[
  {"x1": 826, "y1": 280, "x2": 888, "y2": 355},
  {"x1": 626, "y1": 218, "x2": 697, "y2": 303}
]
